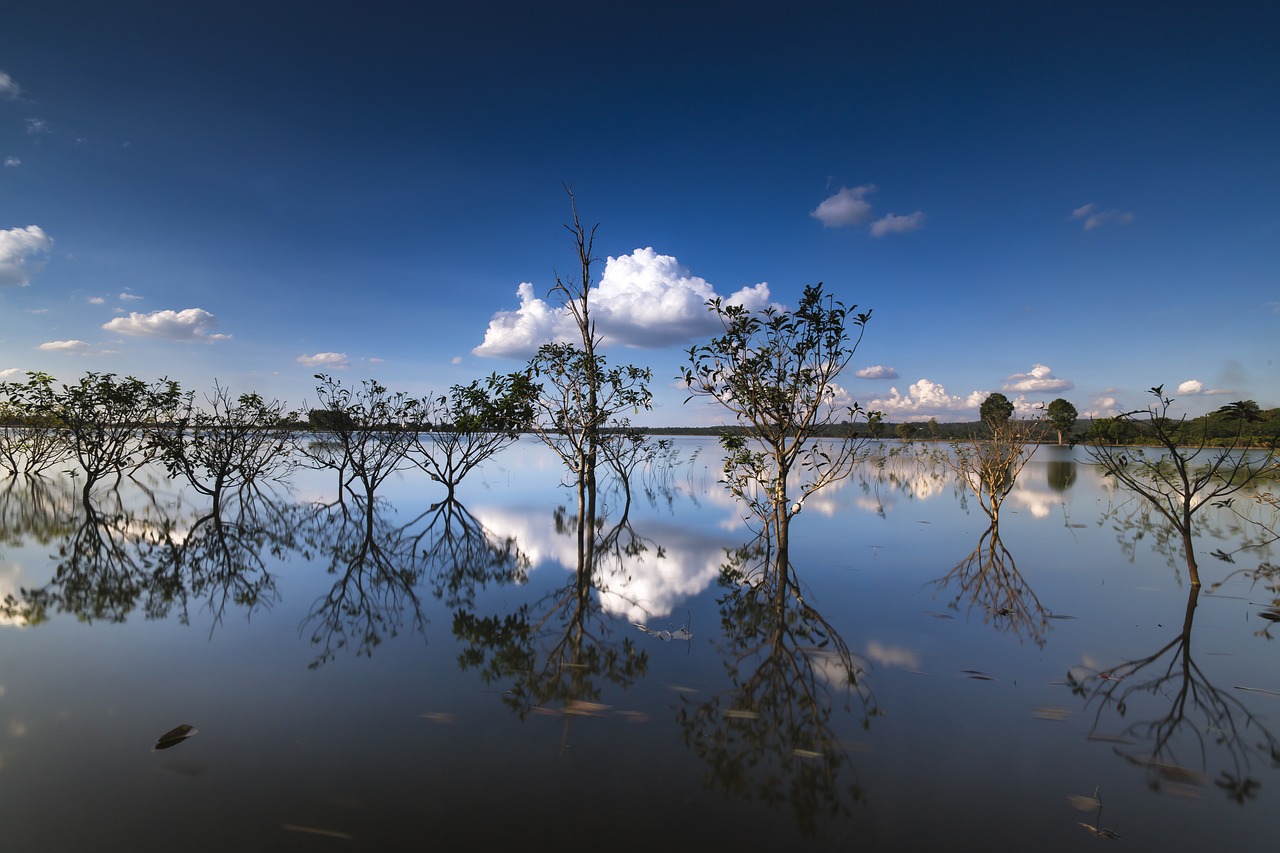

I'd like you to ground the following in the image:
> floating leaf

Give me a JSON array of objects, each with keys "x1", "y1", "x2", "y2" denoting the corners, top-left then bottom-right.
[
  {"x1": 961, "y1": 670, "x2": 995, "y2": 681},
  {"x1": 152, "y1": 724, "x2": 198, "y2": 751},
  {"x1": 1257, "y1": 610, "x2": 1280, "y2": 623},
  {"x1": 1067, "y1": 794, "x2": 1101, "y2": 812}
]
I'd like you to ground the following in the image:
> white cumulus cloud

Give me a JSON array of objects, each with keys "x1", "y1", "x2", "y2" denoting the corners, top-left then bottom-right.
[
  {"x1": 473, "y1": 247, "x2": 773, "y2": 358},
  {"x1": 0, "y1": 225, "x2": 53, "y2": 286},
  {"x1": 39, "y1": 340, "x2": 91, "y2": 352},
  {"x1": 870, "y1": 211, "x2": 926, "y2": 237},
  {"x1": 297, "y1": 352, "x2": 351, "y2": 369},
  {"x1": 865, "y1": 378, "x2": 987, "y2": 419},
  {"x1": 810, "y1": 185, "x2": 876, "y2": 228},
  {"x1": 1176, "y1": 379, "x2": 1231, "y2": 396},
  {"x1": 856, "y1": 365, "x2": 899, "y2": 380},
  {"x1": 102, "y1": 308, "x2": 231, "y2": 342},
  {"x1": 1002, "y1": 363, "x2": 1073, "y2": 393},
  {"x1": 1071, "y1": 203, "x2": 1134, "y2": 231}
]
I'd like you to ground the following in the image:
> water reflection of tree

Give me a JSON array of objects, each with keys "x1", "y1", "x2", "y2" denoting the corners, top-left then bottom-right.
[
  {"x1": 415, "y1": 498, "x2": 528, "y2": 610},
  {"x1": 676, "y1": 538, "x2": 876, "y2": 836},
  {"x1": 0, "y1": 474, "x2": 79, "y2": 548},
  {"x1": 452, "y1": 508, "x2": 653, "y2": 727},
  {"x1": 1067, "y1": 587, "x2": 1280, "y2": 802},
  {"x1": 2, "y1": 483, "x2": 296, "y2": 628},
  {"x1": 928, "y1": 524, "x2": 1051, "y2": 647},
  {"x1": 296, "y1": 492, "x2": 430, "y2": 668}
]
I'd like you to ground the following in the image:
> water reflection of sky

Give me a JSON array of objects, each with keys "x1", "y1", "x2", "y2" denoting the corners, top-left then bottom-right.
[{"x1": 0, "y1": 437, "x2": 1277, "y2": 849}]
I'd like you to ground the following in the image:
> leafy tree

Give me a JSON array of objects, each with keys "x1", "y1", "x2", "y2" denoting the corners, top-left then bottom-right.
[
  {"x1": 683, "y1": 283, "x2": 873, "y2": 581},
  {"x1": 979, "y1": 391, "x2": 1014, "y2": 429},
  {"x1": 25, "y1": 372, "x2": 182, "y2": 504},
  {"x1": 1086, "y1": 385, "x2": 1277, "y2": 587},
  {"x1": 1046, "y1": 397, "x2": 1078, "y2": 446},
  {"x1": 297, "y1": 374, "x2": 421, "y2": 499},
  {"x1": 153, "y1": 381, "x2": 293, "y2": 511},
  {"x1": 895, "y1": 422, "x2": 916, "y2": 441},
  {"x1": 411, "y1": 372, "x2": 536, "y2": 498},
  {"x1": 0, "y1": 373, "x2": 71, "y2": 476},
  {"x1": 525, "y1": 190, "x2": 652, "y2": 573}
]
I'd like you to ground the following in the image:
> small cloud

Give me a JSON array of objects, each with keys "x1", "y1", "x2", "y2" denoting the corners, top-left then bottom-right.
[
  {"x1": 1268, "y1": 301, "x2": 1280, "y2": 314},
  {"x1": 450, "y1": 356, "x2": 463, "y2": 365},
  {"x1": 88, "y1": 296, "x2": 105, "y2": 304},
  {"x1": 0, "y1": 225, "x2": 54, "y2": 287},
  {"x1": 3, "y1": 156, "x2": 19, "y2": 168},
  {"x1": 810, "y1": 185, "x2": 876, "y2": 228},
  {"x1": 1002, "y1": 364, "x2": 1073, "y2": 393},
  {"x1": 39, "y1": 339, "x2": 92, "y2": 352},
  {"x1": 0, "y1": 367, "x2": 23, "y2": 380},
  {"x1": 1082, "y1": 395, "x2": 1118, "y2": 418},
  {"x1": 870, "y1": 211, "x2": 926, "y2": 237},
  {"x1": 28, "y1": 307, "x2": 48, "y2": 314},
  {"x1": 1070, "y1": 203, "x2": 1134, "y2": 231},
  {"x1": 118, "y1": 290, "x2": 143, "y2": 301},
  {"x1": 855, "y1": 365, "x2": 899, "y2": 380},
  {"x1": 297, "y1": 352, "x2": 351, "y2": 369},
  {"x1": 1175, "y1": 379, "x2": 1231, "y2": 396},
  {"x1": 0, "y1": 71, "x2": 21, "y2": 99},
  {"x1": 367, "y1": 357, "x2": 384, "y2": 364},
  {"x1": 102, "y1": 308, "x2": 231, "y2": 342},
  {"x1": 25, "y1": 118, "x2": 48, "y2": 135}
]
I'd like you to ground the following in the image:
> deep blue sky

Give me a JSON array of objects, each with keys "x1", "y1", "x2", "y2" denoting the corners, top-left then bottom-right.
[{"x1": 2, "y1": 1, "x2": 1277, "y2": 424}]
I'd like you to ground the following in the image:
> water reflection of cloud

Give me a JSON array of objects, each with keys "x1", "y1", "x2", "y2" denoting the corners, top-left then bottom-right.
[
  {"x1": 864, "y1": 640, "x2": 922, "y2": 670},
  {"x1": 473, "y1": 506, "x2": 728, "y2": 621},
  {"x1": 0, "y1": 561, "x2": 29, "y2": 627}
]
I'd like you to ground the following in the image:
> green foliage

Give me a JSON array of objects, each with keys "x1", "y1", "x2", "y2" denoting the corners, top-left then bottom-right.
[
  {"x1": 979, "y1": 392, "x2": 1014, "y2": 428},
  {"x1": 684, "y1": 283, "x2": 873, "y2": 565},
  {"x1": 1046, "y1": 397, "x2": 1078, "y2": 445},
  {"x1": 298, "y1": 374, "x2": 421, "y2": 496}
]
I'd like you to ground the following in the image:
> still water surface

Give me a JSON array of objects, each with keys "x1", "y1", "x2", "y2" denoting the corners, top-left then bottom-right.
[{"x1": 1, "y1": 438, "x2": 1277, "y2": 850}]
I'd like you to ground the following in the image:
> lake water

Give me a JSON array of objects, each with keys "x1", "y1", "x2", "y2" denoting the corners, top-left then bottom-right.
[{"x1": 1, "y1": 437, "x2": 1277, "y2": 850}]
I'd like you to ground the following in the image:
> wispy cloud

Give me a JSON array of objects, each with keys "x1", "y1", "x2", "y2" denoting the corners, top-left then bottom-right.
[
  {"x1": 865, "y1": 378, "x2": 987, "y2": 419},
  {"x1": 102, "y1": 308, "x2": 231, "y2": 342},
  {"x1": 118, "y1": 290, "x2": 143, "y2": 301},
  {"x1": 1002, "y1": 363, "x2": 1073, "y2": 394},
  {"x1": 3, "y1": 156, "x2": 19, "y2": 168},
  {"x1": 473, "y1": 247, "x2": 773, "y2": 358},
  {"x1": 855, "y1": 365, "x2": 899, "y2": 380},
  {"x1": 811, "y1": 185, "x2": 876, "y2": 228},
  {"x1": 39, "y1": 340, "x2": 92, "y2": 352},
  {"x1": 0, "y1": 225, "x2": 53, "y2": 287},
  {"x1": 870, "y1": 211, "x2": 926, "y2": 237},
  {"x1": 0, "y1": 367, "x2": 23, "y2": 380},
  {"x1": 25, "y1": 118, "x2": 48, "y2": 135},
  {"x1": 0, "y1": 71, "x2": 20, "y2": 100},
  {"x1": 1071, "y1": 203, "x2": 1134, "y2": 231},
  {"x1": 297, "y1": 352, "x2": 351, "y2": 369}
]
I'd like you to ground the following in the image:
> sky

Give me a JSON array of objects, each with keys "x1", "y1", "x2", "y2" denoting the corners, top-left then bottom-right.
[{"x1": 1, "y1": 0, "x2": 1277, "y2": 426}]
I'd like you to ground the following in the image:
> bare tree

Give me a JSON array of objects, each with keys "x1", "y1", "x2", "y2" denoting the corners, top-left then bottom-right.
[{"x1": 1087, "y1": 386, "x2": 1276, "y2": 587}]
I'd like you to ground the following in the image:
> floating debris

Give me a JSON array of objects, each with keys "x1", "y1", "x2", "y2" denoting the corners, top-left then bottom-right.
[
  {"x1": 280, "y1": 823, "x2": 353, "y2": 841},
  {"x1": 152, "y1": 724, "x2": 198, "y2": 751},
  {"x1": 633, "y1": 622, "x2": 692, "y2": 641},
  {"x1": 1067, "y1": 793, "x2": 1101, "y2": 812},
  {"x1": 563, "y1": 700, "x2": 610, "y2": 717},
  {"x1": 615, "y1": 710, "x2": 650, "y2": 723},
  {"x1": 1078, "y1": 822, "x2": 1121, "y2": 840},
  {"x1": 961, "y1": 670, "x2": 995, "y2": 681},
  {"x1": 1235, "y1": 685, "x2": 1280, "y2": 697},
  {"x1": 725, "y1": 708, "x2": 760, "y2": 720},
  {"x1": 923, "y1": 611, "x2": 955, "y2": 620},
  {"x1": 420, "y1": 712, "x2": 457, "y2": 724},
  {"x1": 1257, "y1": 610, "x2": 1280, "y2": 623},
  {"x1": 1032, "y1": 706, "x2": 1072, "y2": 721}
]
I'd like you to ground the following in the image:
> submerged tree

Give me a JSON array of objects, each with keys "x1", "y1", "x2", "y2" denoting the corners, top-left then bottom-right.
[
  {"x1": 525, "y1": 189, "x2": 652, "y2": 574},
  {"x1": 1087, "y1": 386, "x2": 1277, "y2": 587},
  {"x1": 0, "y1": 373, "x2": 72, "y2": 477},
  {"x1": 153, "y1": 381, "x2": 294, "y2": 512},
  {"x1": 22, "y1": 372, "x2": 183, "y2": 505},
  {"x1": 930, "y1": 411, "x2": 1045, "y2": 524},
  {"x1": 683, "y1": 283, "x2": 872, "y2": 580},
  {"x1": 410, "y1": 372, "x2": 536, "y2": 499},
  {"x1": 297, "y1": 374, "x2": 421, "y2": 499}
]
